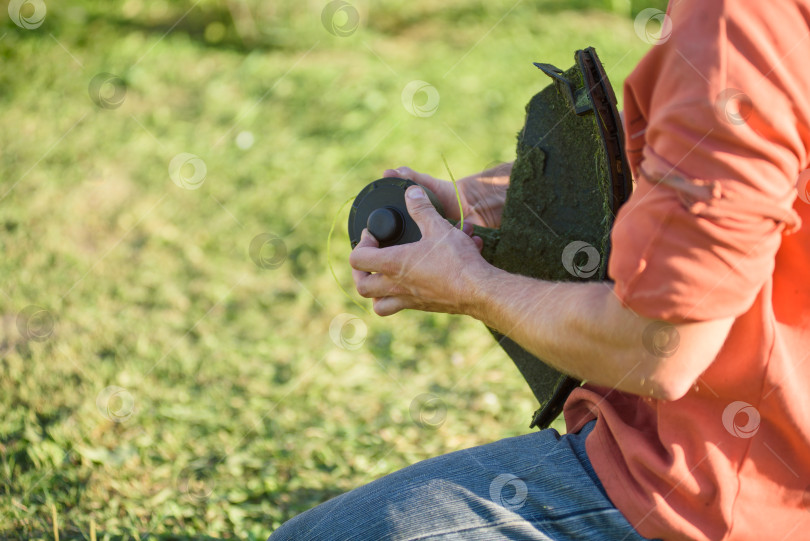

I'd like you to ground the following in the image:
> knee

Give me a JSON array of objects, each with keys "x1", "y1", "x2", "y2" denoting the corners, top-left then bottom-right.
[{"x1": 268, "y1": 513, "x2": 308, "y2": 541}]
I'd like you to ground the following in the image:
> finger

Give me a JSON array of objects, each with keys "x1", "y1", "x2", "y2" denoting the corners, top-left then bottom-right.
[
  {"x1": 356, "y1": 228, "x2": 379, "y2": 249},
  {"x1": 388, "y1": 166, "x2": 468, "y2": 222},
  {"x1": 373, "y1": 296, "x2": 408, "y2": 317},
  {"x1": 393, "y1": 166, "x2": 445, "y2": 195},
  {"x1": 355, "y1": 272, "x2": 407, "y2": 299},
  {"x1": 351, "y1": 265, "x2": 370, "y2": 290},
  {"x1": 350, "y1": 246, "x2": 388, "y2": 273},
  {"x1": 461, "y1": 221, "x2": 474, "y2": 235},
  {"x1": 404, "y1": 185, "x2": 446, "y2": 233},
  {"x1": 472, "y1": 235, "x2": 483, "y2": 252},
  {"x1": 349, "y1": 229, "x2": 388, "y2": 272}
]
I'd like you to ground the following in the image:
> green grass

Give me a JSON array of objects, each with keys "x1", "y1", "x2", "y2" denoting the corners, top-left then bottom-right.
[{"x1": 1, "y1": 0, "x2": 650, "y2": 538}]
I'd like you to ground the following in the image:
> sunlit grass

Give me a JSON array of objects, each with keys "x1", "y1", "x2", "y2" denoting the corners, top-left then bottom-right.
[{"x1": 1, "y1": 0, "x2": 650, "y2": 537}]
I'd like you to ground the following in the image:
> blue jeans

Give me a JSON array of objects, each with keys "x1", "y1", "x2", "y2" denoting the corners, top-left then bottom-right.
[{"x1": 270, "y1": 420, "x2": 654, "y2": 540}]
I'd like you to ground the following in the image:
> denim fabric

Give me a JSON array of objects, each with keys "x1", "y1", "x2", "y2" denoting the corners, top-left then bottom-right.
[{"x1": 270, "y1": 420, "x2": 655, "y2": 540}]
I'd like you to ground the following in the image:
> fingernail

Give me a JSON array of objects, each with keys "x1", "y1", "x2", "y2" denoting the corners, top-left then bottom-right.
[{"x1": 407, "y1": 186, "x2": 425, "y2": 200}]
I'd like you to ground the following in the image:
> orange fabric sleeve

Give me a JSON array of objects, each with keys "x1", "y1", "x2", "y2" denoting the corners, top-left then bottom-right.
[{"x1": 608, "y1": 0, "x2": 809, "y2": 322}]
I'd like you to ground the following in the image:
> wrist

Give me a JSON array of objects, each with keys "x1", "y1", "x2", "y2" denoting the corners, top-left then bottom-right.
[{"x1": 460, "y1": 261, "x2": 504, "y2": 324}]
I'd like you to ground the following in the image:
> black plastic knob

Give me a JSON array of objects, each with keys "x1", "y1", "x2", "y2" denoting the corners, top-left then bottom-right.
[
  {"x1": 348, "y1": 177, "x2": 446, "y2": 249},
  {"x1": 367, "y1": 206, "x2": 405, "y2": 244}
]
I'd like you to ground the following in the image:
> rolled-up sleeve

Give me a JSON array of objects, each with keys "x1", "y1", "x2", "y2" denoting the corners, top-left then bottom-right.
[{"x1": 608, "y1": 1, "x2": 808, "y2": 322}]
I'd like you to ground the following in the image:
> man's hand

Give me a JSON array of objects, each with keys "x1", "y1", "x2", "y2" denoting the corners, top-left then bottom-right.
[
  {"x1": 350, "y1": 185, "x2": 492, "y2": 316},
  {"x1": 385, "y1": 164, "x2": 511, "y2": 230}
]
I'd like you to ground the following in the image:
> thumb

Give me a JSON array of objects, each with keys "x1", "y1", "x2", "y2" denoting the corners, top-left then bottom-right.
[{"x1": 405, "y1": 185, "x2": 444, "y2": 233}]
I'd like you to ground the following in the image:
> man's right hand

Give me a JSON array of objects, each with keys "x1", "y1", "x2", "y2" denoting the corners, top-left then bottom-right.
[{"x1": 383, "y1": 163, "x2": 512, "y2": 230}]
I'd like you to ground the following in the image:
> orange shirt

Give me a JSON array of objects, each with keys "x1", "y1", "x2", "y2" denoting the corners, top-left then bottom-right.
[{"x1": 563, "y1": 1, "x2": 810, "y2": 540}]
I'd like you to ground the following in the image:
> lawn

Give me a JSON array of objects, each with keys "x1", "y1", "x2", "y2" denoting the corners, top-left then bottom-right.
[{"x1": 0, "y1": 0, "x2": 654, "y2": 538}]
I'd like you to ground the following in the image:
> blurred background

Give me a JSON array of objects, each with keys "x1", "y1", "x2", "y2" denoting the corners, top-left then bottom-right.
[{"x1": 1, "y1": 0, "x2": 664, "y2": 538}]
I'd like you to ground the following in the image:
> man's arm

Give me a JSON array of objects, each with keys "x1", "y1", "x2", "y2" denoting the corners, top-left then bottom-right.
[
  {"x1": 468, "y1": 268, "x2": 734, "y2": 401},
  {"x1": 351, "y1": 185, "x2": 734, "y2": 401}
]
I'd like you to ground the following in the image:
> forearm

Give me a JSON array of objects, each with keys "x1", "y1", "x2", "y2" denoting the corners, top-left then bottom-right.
[{"x1": 465, "y1": 266, "x2": 733, "y2": 400}]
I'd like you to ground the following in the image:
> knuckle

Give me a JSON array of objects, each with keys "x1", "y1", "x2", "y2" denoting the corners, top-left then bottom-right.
[
  {"x1": 384, "y1": 283, "x2": 401, "y2": 297},
  {"x1": 379, "y1": 259, "x2": 400, "y2": 277}
]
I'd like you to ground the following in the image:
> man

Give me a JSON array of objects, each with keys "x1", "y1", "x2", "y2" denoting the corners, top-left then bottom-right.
[{"x1": 271, "y1": 0, "x2": 810, "y2": 539}]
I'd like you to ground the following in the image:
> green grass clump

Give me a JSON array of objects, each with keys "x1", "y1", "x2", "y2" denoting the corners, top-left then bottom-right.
[{"x1": 1, "y1": 0, "x2": 648, "y2": 538}]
